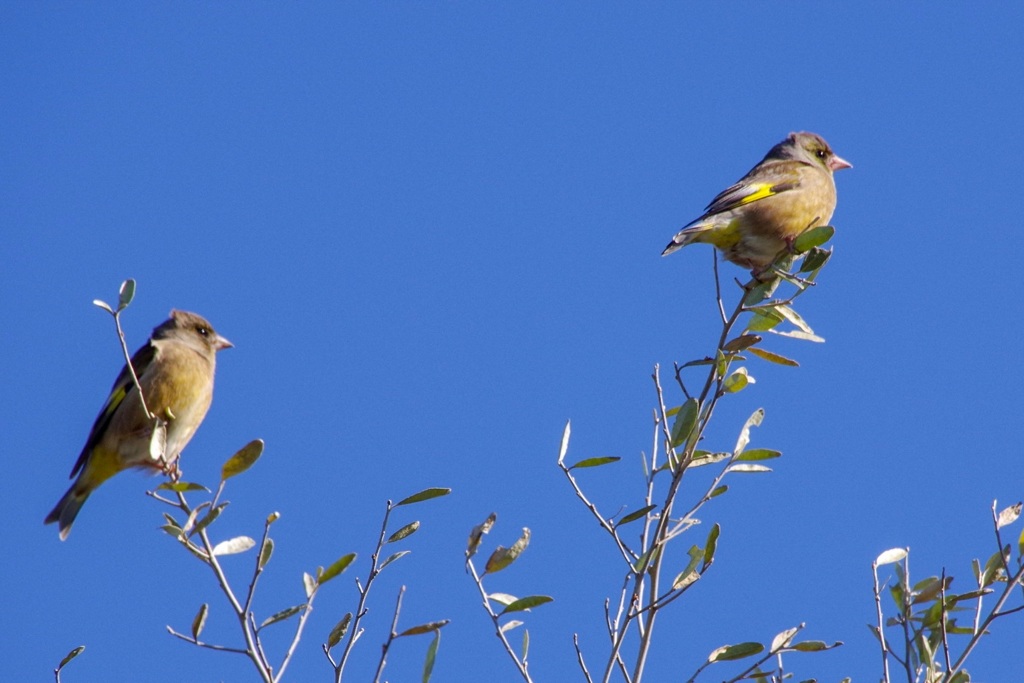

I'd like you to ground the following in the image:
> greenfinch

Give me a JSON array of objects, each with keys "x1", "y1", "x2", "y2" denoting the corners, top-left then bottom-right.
[
  {"x1": 46, "y1": 310, "x2": 231, "y2": 540},
  {"x1": 662, "y1": 132, "x2": 851, "y2": 273}
]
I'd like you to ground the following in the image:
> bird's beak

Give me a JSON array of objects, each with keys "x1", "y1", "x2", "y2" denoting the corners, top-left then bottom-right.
[
  {"x1": 829, "y1": 155, "x2": 852, "y2": 171},
  {"x1": 215, "y1": 335, "x2": 234, "y2": 351}
]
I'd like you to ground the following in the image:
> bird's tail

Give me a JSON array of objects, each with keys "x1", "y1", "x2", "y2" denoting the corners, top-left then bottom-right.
[{"x1": 44, "y1": 484, "x2": 91, "y2": 541}]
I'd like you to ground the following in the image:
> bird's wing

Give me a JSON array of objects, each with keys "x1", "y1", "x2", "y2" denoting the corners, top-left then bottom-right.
[
  {"x1": 69, "y1": 341, "x2": 158, "y2": 478},
  {"x1": 702, "y1": 163, "x2": 804, "y2": 217}
]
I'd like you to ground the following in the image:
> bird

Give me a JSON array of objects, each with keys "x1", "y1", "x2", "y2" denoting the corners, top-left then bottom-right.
[
  {"x1": 661, "y1": 131, "x2": 851, "y2": 274},
  {"x1": 46, "y1": 310, "x2": 232, "y2": 540}
]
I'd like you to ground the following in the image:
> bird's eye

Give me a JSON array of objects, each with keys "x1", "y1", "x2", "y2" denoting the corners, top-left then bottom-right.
[
  {"x1": 197, "y1": 326, "x2": 209, "y2": 337},
  {"x1": 816, "y1": 149, "x2": 827, "y2": 159}
]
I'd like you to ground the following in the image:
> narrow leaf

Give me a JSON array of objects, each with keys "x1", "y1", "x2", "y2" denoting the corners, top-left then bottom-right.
[
  {"x1": 737, "y1": 448, "x2": 781, "y2": 461},
  {"x1": 156, "y1": 481, "x2": 210, "y2": 492},
  {"x1": 397, "y1": 487, "x2": 451, "y2": 506},
  {"x1": 799, "y1": 246, "x2": 831, "y2": 273},
  {"x1": 792, "y1": 225, "x2": 835, "y2": 253},
  {"x1": 569, "y1": 456, "x2": 621, "y2": 469},
  {"x1": 792, "y1": 640, "x2": 841, "y2": 652},
  {"x1": 500, "y1": 595, "x2": 554, "y2": 614},
  {"x1": 398, "y1": 620, "x2": 450, "y2": 637},
  {"x1": 616, "y1": 505, "x2": 656, "y2": 528},
  {"x1": 423, "y1": 630, "x2": 440, "y2": 683},
  {"x1": 875, "y1": 548, "x2": 908, "y2": 566},
  {"x1": 487, "y1": 592, "x2": 519, "y2": 607},
  {"x1": 466, "y1": 512, "x2": 496, "y2": 560},
  {"x1": 388, "y1": 521, "x2": 421, "y2": 543},
  {"x1": 211, "y1": 536, "x2": 256, "y2": 556},
  {"x1": 557, "y1": 420, "x2": 570, "y2": 465},
  {"x1": 734, "y1": 409, "x2": 765, "y2": 455},
  {"x1": 723, "y1": 334, "x2": 761, "y2": 352},
  {"x1": 996, "y1": 502, "x2": 1022, "y2": 529},
  {"x1": 709, "y1": 484, "x2": 728, "y2": 498},
  {"x1": 748, "y1": 347, "x2": 800, "y2": 367},
  {"x1": 670, "y1": 397, "x2": 700, "y2": 448},
  {"x1": 259, "y1": 538, "x2": 274, "y2": 570},
  {"x1": 500, "y1": 619, "x2": 524, "y2": 633},
  {"x1": 726, "y1": 464, "x2": 773, "y2": 473},
  {"x1": 379, "y1": 550, "x2": 411, "y2": 571},
  {"x1": 327, "y1": 613, "x2": 352, "y2": 649},
  {"x1": 303, "y1": 572, "x2": 316, "y2": 598},
  {"x1": 92, "y1": 299, "x2": 113, "y2": 313},
  {"x1": 771, "y1": 329, "x2": 825, "y2": 343},
  {"x1": 484, "y1": 528, "x2": 530, "y2": 575},
  {"x1": 191, "y1": 603, "x2": 209, "y2": 640},
  {"x1": 771, "y1": 626, "x2": 799, "y2": 652},
  {"x1": 709, "y1": 642, "x2": 765, "y2": 662},
  {"x1": 702, "y1": 524, "x2": 720, "y2": 569},
  {"x1": 260, "y1": 604, "x2": 304, "y2": 629},
  {"x1": 58, "y1": 645, "x2": 86, "y2": 669},
  {"x1": 221, "y1": 439, "x2": 264, "y2": 480}
]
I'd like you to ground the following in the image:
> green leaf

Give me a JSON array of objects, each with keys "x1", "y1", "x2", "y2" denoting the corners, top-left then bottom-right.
[
  {"x1": 260, "y1": 604, "x2": 305, "y2": 629},
  {"x1": 709, "y1": 484, "x2": 728, "y2": 498},
  {"x1": 484, "y1": 528, "x2": 530, "y2": 575},
  {"x1": 745, "y1": 306, "x2": 785, "y2": 332},
  {"x1": 398, "y1": 620, "x2": 450, "y2": 637},
  {"x1": 702, "y1": 524, "x2": 720, "y2": 569},
  {"x1": 327, "y1": 613, "x2": 352, "y2": 649},
  {"x1": 397, "y1": 487, "x2": 451, "y2": 506},
  {"x1": 422, "y1": 629, "x2": 441, "y2": 683},
  {"x1": 670, "y1": 398, "x2": 700, "y2": 448},
  {"x1": 191, "y1": 603, "x2": 208, "y2": 640},
  {"x1": 388, "y1": 521, "x2": 421, "y2": 543},
  {"x1": 221, "y1": 439, "x2": 264, "y2": 481},
  {"x1": 117, "y1": 279, "x2": 136, "y2": 310},
  {"x1": 723, "y1": 367, "x2": 755, "y2": 393},
  {"x1": 191, "y1": 503, "x2": 227, "y2": 537},
  {"x1": 748, "y1": 347, "x2": 800, "y2": 367},
  {"x1": 211, "y1": 536, "x2": 255, "y2": 556},
  {"x1": 774, "y1": 304, "x2": 814, "y2": 335},
  {"x1": 723, "y1": 334, "x2": 762, "y2": 352},
  {"x1": 709, "y1": 641, "x2": 765, "y2": 662},
  {"x1": 156, "y1": 481, "x2": 210, "y2": 492},
  {"x1": 737, "y1": 448, "x2": 781, "y2": 461},
  {"x1": 799, "y1": 246, "x2": 832, "y2": 273},
  {"x1": 379, "y1": 550, "x2": 411, "y2": 571},
  {"x1": 569, "y1": 456, "x2": 621, "y2": 469},
  {"x1": 690, "y1": 451, "x2": 730, "y2": 468},
  {"x1": 58, "y1": 645, "x2": 86, "y2": 670},
  {"x1": 616, "y1": 505, "x2": 656, "y2": 528},
  {"x1": 792, "y1": 640, "x2": 834, "y2": 652},
  {"x1": 792, "y1": 225, "x2": 835, "y2": 253},
  {"x1": 500, "y1": 595, "x2": 554, "y2": 615},
  {"x1": 259, "y1": 538, "x2": 274, "y2": 570}
]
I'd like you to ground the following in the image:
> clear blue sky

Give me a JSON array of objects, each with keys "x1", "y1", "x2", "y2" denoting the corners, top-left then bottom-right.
[{"x1": 4, "y1": 4, "x2": 1023, "y2": 681}]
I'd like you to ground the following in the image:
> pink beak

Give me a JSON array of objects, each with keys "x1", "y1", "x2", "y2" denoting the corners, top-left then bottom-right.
[{"x1": 829, "y1": 155, "x2": 852, "y2": 171}]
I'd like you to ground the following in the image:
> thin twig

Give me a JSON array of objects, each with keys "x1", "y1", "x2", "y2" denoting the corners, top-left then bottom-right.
[{"x1": 372, "y1": 586, "x2": 405, "y2": 683}]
